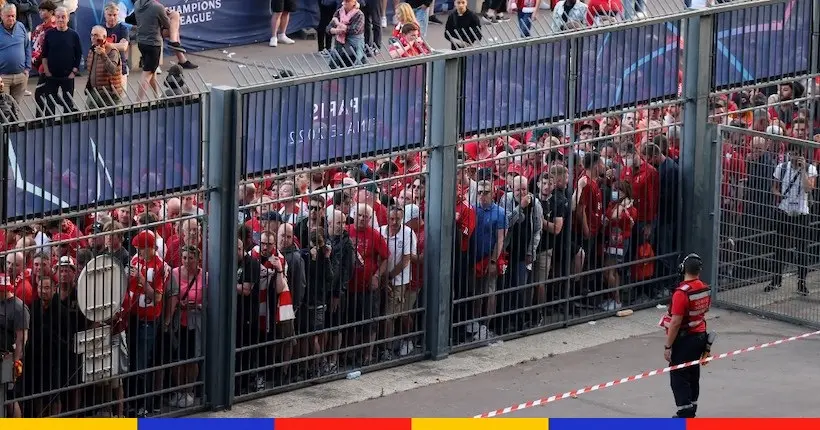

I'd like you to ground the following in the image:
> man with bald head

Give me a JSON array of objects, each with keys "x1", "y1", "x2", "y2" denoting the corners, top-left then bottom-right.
[
  {"x1": 499, "y1": 175, "x2": 543, "y2": 332},
  {"x1": 6, "y1": 251, "x2": 33, "y2": 307}
]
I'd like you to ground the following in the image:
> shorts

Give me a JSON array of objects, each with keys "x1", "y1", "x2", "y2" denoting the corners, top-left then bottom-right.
[
  {"x1": 385, "y1": 284, "x2": 419, "y2": 316},
  {"x1": 534, "y1": 249, "x2": 554, "y2": 284},
  {"x1": 271, "y1": 0, "x2": 296, "y2": 13},
  {"x1": 296, "y1": 305, "x2": 327, "y2": 334},
  {"x1": 138, "y1": 44, "x2": 161, "y2": 72},
  {"x1": 346, "y1": 291, "x2": 381, "y2": 325}
]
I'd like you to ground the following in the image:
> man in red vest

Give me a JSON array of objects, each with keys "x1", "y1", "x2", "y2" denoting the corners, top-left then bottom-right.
[{"x1": 661, "y1": 253, "x2": 711, "y2": 418}]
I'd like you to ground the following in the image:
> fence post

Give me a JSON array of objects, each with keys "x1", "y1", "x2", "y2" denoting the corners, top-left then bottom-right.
[
  {"x1": 810, "y1": 0, "x2": 819, "y2": 120},
  {"x1": 681, "y1": 14, "x2": 718, "y2": 287},
  {"x1": 424, "y1": 58, "x2": 460, "y2": 360},
  {"x1": 204, "y1": 85, "x2": 240, "y2": 410}
]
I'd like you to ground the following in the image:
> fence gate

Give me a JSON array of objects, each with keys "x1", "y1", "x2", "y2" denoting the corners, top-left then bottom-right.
[{"x1": 714, "y1": 123, "x2": 820, "y2": 327}]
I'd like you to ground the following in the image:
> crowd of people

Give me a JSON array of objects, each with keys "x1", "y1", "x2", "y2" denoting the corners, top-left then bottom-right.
[{"x1": 0, "y1": 0, "x2": 196, "y2": 121}]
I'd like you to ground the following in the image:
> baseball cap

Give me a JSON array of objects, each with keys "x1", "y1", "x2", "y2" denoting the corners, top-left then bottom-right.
[
  {"x1": 131, "y1": 231, "x2": 157, "y2": 249},
  {"x1": 56, "y1": 255, "x2": 77, "y2": 270}
]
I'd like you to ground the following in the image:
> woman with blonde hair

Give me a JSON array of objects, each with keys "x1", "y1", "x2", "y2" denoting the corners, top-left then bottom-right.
[{"x1": 392, "y1": 2, "x2": 418, "y2": 40}]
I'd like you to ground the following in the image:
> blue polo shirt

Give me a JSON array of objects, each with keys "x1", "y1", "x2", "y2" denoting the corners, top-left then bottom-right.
[
  {"x1": 471, "y1": 202, "x2": 508, "y2": 260},
  {"x1": 0, "y1": 22, "x2": 31, "y2": 75}
]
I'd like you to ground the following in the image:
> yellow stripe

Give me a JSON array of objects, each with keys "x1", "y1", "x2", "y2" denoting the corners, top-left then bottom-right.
[
  {"x1": 0, "y1": 418, "x2": 137, "y2": 430},
  {"x1": 412, "y1": 418, "x2": 548, "y2": 430}
]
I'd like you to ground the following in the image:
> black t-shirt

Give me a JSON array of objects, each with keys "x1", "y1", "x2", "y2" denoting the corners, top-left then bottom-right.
[
  {"x1": 105, "y1": 23, "x2": 130, "y2": 75},
  {"x1": 509, "y1": 203, "x2": 534, "y2": 262},
  {"x1": 539, "y1": 189, "x2": 570, "y2": 252},
  {"x1": 236, "y1": 255, "x2": 262, "y2": 327}
]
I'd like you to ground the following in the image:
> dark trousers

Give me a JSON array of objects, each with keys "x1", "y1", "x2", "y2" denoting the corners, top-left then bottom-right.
[
  {"x1": 317, "y1": 4, "x2": 337, "y2": 52},
  {"x1": 35, "y1": 76, "x2": 77, "y2": 116},
  {"x1": 772, "y1": 211, "x2": 811, "y2": 284},
  {"x1": 669, "y1": 332, "x2": 707, "y2": 417},
  {"x1": 361, "y1": 2, "x2": 383, "y2": 50},
  {"x1": 234, "y1": 322, "x2": 261, "y2": 395}
]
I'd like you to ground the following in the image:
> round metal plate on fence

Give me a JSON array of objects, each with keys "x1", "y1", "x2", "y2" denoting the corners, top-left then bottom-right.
[{"x1": 76, "y1": 255, "x2": 125, "y2": 323}]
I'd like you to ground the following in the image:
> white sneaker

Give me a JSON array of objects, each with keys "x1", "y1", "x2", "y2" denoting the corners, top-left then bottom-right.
[
  {"x1": 380, "y1": 16, "x2": 388, "y2": 27},
  {"x1": 155, "y1": 66, "x2": 162, "y2": 74},
  {"x1": 167, "y1": 392, "x2": 181, "y2": 407},
  {"x1": 636, "y1": 11, "x2": 647, "y2": 19},
  {"x1": 178, "y1": 393, "x2": 195, "y2": 408},
  {"x1": 24, "y1": 90, "x2": 31, "y2": 96},
  {"x1": 269, "y1": 36, "x2": 278, "y2": 47},
  {"x1": 466, "y1": 321, "x2": 480, "y2": 334},
  {"x1": 473, "y1": 324, "x2": 489, "y2": 341},
  {"x1": 399, "y1": 340, "x2": 415, "y2": 356},
  {"x1": 277, "y1": 33, "x2": 295, "y2": 44}
]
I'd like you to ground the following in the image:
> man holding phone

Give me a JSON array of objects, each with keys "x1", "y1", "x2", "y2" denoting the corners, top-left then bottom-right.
[
  {"x1": 85, "y1": 25, "x2": 124, "y2": 107},
  {"x1": 766, "y1": 143, "x2": 817, "y2": 296}
]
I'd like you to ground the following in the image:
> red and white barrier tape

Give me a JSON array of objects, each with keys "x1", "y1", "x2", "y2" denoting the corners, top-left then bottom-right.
[{"x1": 474, "y1": 329, "x2": 820, "y2": 418}]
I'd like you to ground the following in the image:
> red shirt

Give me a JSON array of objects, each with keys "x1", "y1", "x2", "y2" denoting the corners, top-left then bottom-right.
[
  {"x1": 373, "y1": 202, "x2": 388, "y2": 226},
  {"x1": 669, "y1": 279, "x2": 710, "y2": 334},
  {"x1": 620, "y1": 163, "x2": 660, "y2": 222},
  {"x1": 575, "y1": 173, "x2": 604, "y2": 237},
  {"x1": 122, "y1": 254, "x2": 169, "y2": 321},
  {"x1": 585, "y1": 0, "x2": 624, "y2": 25},
  {"x1": 347, "y1": 225, "x2": 390, "y2": 293},
  {"x1": 455, "y1": 201, "x2": 476, "y2": 253},
  {"x1": 720, "y1": 145, "x2": 747, "y2": 200},
  {"x1": 605, "y1": 202, "x2": 637, "y2": 253}
]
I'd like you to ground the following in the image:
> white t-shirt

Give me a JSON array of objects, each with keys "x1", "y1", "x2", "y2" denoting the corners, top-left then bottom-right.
[
  {"x1": 773, "y1": 161, "x2": 818, "y2": 215},
  {"x1": 379, "y1": 225, "x2": 417, "y2": 287}
]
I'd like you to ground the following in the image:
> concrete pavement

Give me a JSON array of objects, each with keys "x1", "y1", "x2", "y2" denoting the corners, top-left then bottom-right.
[{"x1": 202, "y1": 307, "x2": 820, "y2": 418}]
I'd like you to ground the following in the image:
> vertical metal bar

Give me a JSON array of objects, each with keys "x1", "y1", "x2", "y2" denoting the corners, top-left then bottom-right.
[
  {"x1": 563, "y1": 36, "x2": 579, "y2": 325},
  {"x1": 424, "y1": 58, "x2": 459, "y2": 359},
  {"x1": 809, "y1": 0, "x2": 820, "y2": 120},
  {"x1": 681, "y1": 14, "x2": 717, "y2": 287},
  {"x1": 204, "y1": 85, "x2": 240, "y2": 410}
]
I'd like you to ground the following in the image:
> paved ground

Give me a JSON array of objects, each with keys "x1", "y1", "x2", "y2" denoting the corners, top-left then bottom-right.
[
  {"x1": 305, "y1": 311, "x2": 820, "y2": 418},
  {"x1": 203, "y1": 307, "x2": 820, "y2": 418}
]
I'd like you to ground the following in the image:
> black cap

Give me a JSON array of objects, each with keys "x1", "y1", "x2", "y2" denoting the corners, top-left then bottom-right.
[
  {"x1": 91, "y1": 222, "x2": 104, "y2": 234},
  {"x1": 259, "y1": 211, "x2": 284, "y2": 222}
]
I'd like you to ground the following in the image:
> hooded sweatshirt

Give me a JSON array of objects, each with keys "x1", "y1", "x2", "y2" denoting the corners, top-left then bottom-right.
[{"x1": 134, "y1": 0, "x2": 171, "y2": 47}]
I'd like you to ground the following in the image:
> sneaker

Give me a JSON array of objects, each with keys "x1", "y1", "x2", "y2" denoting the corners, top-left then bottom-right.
[
  {"x1": 635, "y1": 11, "x2": 647, "y2": 19},
  {"x1": 763, "y1": 283, "x2": 780, "y2": 292},
  {"x1": 466, "y1": 321, "x2": 480, "y2": 334},
  {"x1": 429, "y1": 15, "x2": 444, "y2": 24},
  {"x1": 24, "y1": 90, "x2": 31, "y2": 96},
  {"x1": 166, "y1": 392, "x2": 181, "y2": 407},
  {"x1": 380, "y1": 16, "x2": 387, "y2": 27},
  {"x1": 797, "y1": 280, "x2": 809, "y2": 296},
  {"x1": 255, "y1": 374, "x2": 266, "y2": 391},
  {"x1": 277, "y1": 33, "x2": 296, "y2": 44},
  {"x1": 496, "y1": 13, "x2": 511, "y2": 22},
  {"x1": 269, "y1": 36, "x2": 278, "y2": 47},
  {"x1": 379, "y1": 349, "x2": 394, "y2": 362},
  {"x1": 178, "y1": 393, "x2": 195, "y2": 408},
  {"x1": 398, "y1": 340, "x2": 415, "y2": 356},
  {"x1": 167, "y1": 41, "x2": 187, "y2": 53},
  {"x1": 600, "y1": 299, "x2": 622, "y2": 312},
  {"x1": 179, "y1": 60, "x2": 198, "y2": 69},
  {"x1": 155, "y1": 66, "x2": 162, "y2": 74},
  {"x1": 136, "y1": 407, "x2": 149, "y2": 418},
  {"x1": 473, "y1": 324, "x2": 490, "y2": 341},
  {"x1": 481, "y1": 13, "x2": 494, "y2": 23}
]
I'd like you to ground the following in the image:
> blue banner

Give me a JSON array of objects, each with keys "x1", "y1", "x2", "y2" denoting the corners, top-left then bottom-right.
[
  {"x1": 242, "y1": 65, "x2": 426, "y2": 176},
  {"x1": 713, "y1": 0, "x2": 812, "y2": 88},
  {"x1": 577, "y1": 22, "x2": 682, "y2": 113},
  {"x1": 462, "y1": 41, "x2": 569, "y2": 134},
  {"x1": 5, "y1": 101, "x2": 202, "y2": 219}
]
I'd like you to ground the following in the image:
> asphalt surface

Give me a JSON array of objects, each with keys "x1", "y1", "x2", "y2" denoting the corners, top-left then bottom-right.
[{"x1": 303, "y1": 311, "x2": 820, "y2": 418}]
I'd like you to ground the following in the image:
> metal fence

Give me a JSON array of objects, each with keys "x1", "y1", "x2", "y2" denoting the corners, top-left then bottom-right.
[{"x1": 1, "y1": 0, "x2": 819, "y2": 419}]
